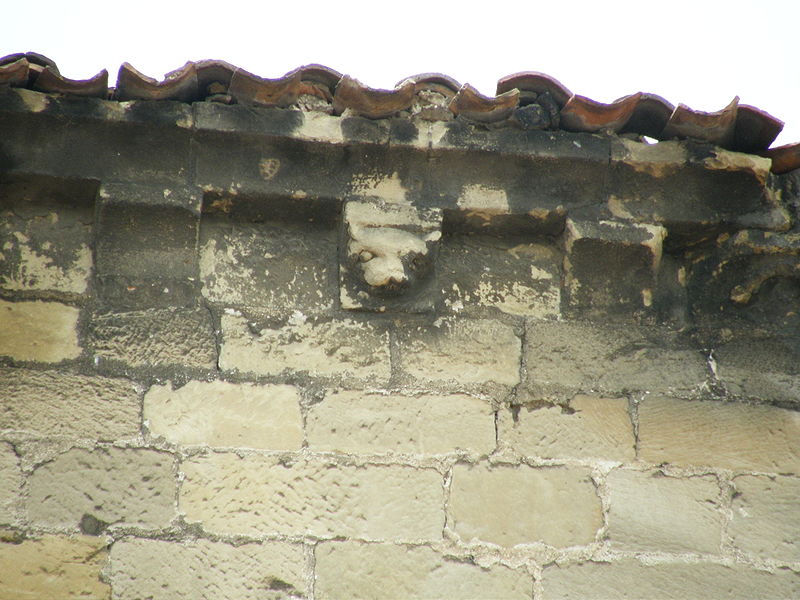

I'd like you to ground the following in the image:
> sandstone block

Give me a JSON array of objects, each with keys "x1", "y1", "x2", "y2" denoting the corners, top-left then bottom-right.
[
  {"x1": 0, "y1": 442, "x2": 20, "y2": 524},
  {"x1": 500, "y1": 395, "x2": 634, "y2": 461},
  {"x1": 397, "y1": 318, "x2": 520, "y2": 386},
  {"x1": 606, "y1": 469, "x2": 722, "y2": 554},
  {"x1": 714, "y1": 338, "x2": 800, "y2": 405},
  {"x1": 0, "y1": 200, "x2": 92, "y2": 294},
  {"x1": 89, "y1": 307, "x2": 216, "y2": 370},
  {"x1": 0, "y1": 368, "x2": 139, "y2": 441},
  {"x1": 449, "y1": 464, "x2": 601, "y2": 547},
  {"x1": 730, "y1": 475, "x2": 800, "y2": 562},
  {"x1": 0, "y1": 300, "x2": 81, "y2": 363},
  {"x1": 638, "y1": 397, "x2": 800, "y2": 473},
  {"x1": 181, "y1": 454, "x2": 443, "y2": 541},
  {"x1": 219, "y1": 313, "x2": 390, "y2": 382},
  {"x1": 315, "y1": 542, "x2": 531, "y2": 600},
  {"x1": 524, "y1": 321, "x2": 707, "y2": 398},
  {"x1": 145, "y1": 380, "x2": 303, "y2": 450},
  {"x1": 28, "y1": 447, "x2": 175, "y2": 529},
  {"x1": 306, "y1": 390, "x2": 495, "y2": 455},
  {"x1": 541, "y1": 559, "x2": 799, "y2": 600},
  {"x1": 439, "y1": 237, "x2": 561, "y2": 319},
  {"x1": 200, "y1": 218, "x2": 335, "y2": 313},
  {"x1": 0, "y1": 535, "x2": 110, "y2": 599},
  {"x1": 110, "y1": 538, "x2": 306, "y2": 600}
]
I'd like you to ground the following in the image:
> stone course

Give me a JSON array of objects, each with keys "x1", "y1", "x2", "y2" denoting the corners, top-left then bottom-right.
[{"x1": 0, "y1": 299, "x2": 81, "y2": 363}]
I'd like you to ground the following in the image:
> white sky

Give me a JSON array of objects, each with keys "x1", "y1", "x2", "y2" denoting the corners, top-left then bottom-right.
[{"x1": 4, "y1": 0, "x2": 798, "y2": 146}]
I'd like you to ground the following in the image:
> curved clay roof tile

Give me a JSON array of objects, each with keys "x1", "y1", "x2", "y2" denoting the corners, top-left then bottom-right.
[
  {"x1": 116, "y1": 62, "x2": 198, "y2": 102},
  {"x1": 396, "y1": 73, "x2": 462, "y2": 94},
  {"x1": 449, "y1": 84, "x2": 519, "y2": 123},
  {"x1": 33, "y1": 66, "x2": 108, "y2": 98},
  {"x1": 496, "y1": 72, "x2": 572, "y2": 108},
  {"x1": 332, "y1": 76, "x2": 415, "y2": 119},
  {"x1": 560, "y1": 93, "x2": 642, "y2": 133},
  {"x1": 0, "y1": 58, "x2": 30, "y2": 86},
  {"x1": 762, "y1": 143, "x2": 800, "y2": 175},
  {"x1": 195, "y1": 60, "x2": 237, "y2": 90},
  {"x1": 617, "y1": 93, "x2": 675, "y2": 139},
  {"x1": 228, "y1": 68, "x2": 303, "y2": 108},
  {"x1": 662, "y1": 97, "x2": 739, "y2": 147},
  {"x1": 296, "y1": 64, "x2": 343, "y2": 91},
  {"x1": 732, "y1": 104, "x2": 784, "y2": 154}
]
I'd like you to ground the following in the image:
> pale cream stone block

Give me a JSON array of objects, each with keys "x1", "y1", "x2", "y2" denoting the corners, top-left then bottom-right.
[
  {"x1": 0, "y1": 299, "x2": 80, "y2": 362},
  {"x1": 145, "y1": 380, "x2": 303, "y2": 450},
  {"x1": 316, "y1": 542, "x2": 531, "y2": 600},
  {"x1": 606, "y1": 469, "x2": 722, "y2": 554},
  {"x1": 306, "y1": 390, "x2": 495, "y2": 455},
  {"x1": 449, "y1": 464, "x2": 601, "y2": 547},
  {"x1": 110, "y1": 538, "x2": 306, "y2": 600},
  {"x1": 638, "y1": 397, "x2": 800, "y2": 473},
  {"x1": 181, "y1": 453, "x2": 444, "y2": 541},
  {"x1": 0, "y1": 442, "x2": 20, "y2": 524}
]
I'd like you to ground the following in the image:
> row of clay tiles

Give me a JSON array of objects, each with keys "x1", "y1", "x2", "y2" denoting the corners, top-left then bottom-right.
[{"x1": 2, "y1": 51, "x2": 798, "y2": 174}]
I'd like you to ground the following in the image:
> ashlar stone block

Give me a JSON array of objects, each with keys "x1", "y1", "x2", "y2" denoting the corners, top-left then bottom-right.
[
  {"x1": 0, "y1": 299, "x2": 81, "y2": 363},
  {"x1": 449, "y1": 464, "x2": 601, "y2": 547},
  {"x1": 306, "y1": 390, "x2": 495, "y2": 455},
  {"x1": 180, "y1": 453, "x2": 444, "y2": 541},
  {"x1": 315, "y1": 542, "x2": 531, "y2": 600},
  {"x1": 606, "y1": 469, "x2": 722, "y2": 554},
  {"x1": 110, "y1": 538, "x2": 307, "y2": 600},
  {"x1": 145, "y1": 380, "x2": 303, "y2": 450}
]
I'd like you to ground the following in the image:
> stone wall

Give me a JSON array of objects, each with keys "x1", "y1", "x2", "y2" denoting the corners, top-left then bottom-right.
[{"x1": 0, "y1": 86, "x2": 798, "y2": 599}]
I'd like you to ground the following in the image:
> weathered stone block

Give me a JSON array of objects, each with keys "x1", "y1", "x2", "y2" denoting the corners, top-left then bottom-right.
[
  {"x1": 523, "y1": 321, "x2": 707, "y2": 399},
  {"x1": 181, "y1": 454, "x2": 444, "y2": 540},
  {"x1": 730, "y1": 475, "x2": 800, "y2": 561},
  {"x1": 714, "y1": 337, "x2": 800, "y2": 405},
  {"x1": 439, "y1": 236, "x2": 561, "y2": 319},
  {"x1": 397, "y1": 318, "x2": 520, "y2": 386},
  {"x1": 500, "y1": 395, "x2": 634, "y2": 461},
  {"x1": 606, "y1": 470, "x2": 722, "y2": 554},
  {"x1": 199, "y1": 217, "x2": 335, "y2": 313},
  {"x1": 542, "y1": 559, "x2": 799, "y2": 600},
  {"x1": 0, "y1": 198, "x2": 92, "y2": 294},
  {"x1": 315, "y1": 542, "x2": 531, "y2": 600},
  {"x1": 0, "y1": 535, "x2": 110, "y2": 600},
  {"x1": 638, "y1": 397, "x2": 800, "y2": 473},
  {"x1": 110, "y1": 538, "x2": 307, "y2": 600},
  {"x1": 564, "y1": 218, "x2": 666, "y2": 319},
  {"x1": 306, "y1": 390, "x2": 495, "y2": 455},
  {"x1": 449, "y1": 464, "x2": 601, "y2": 547},
  {"x1": 0, "y1": 299, "x2": 81, "y2": 363},
  {"x1": 0, "y1": 368, "x2": 139, "y2": 441},
  {"x1": 0, "y1": 442, "x2": 20, "y2": 524},
  {"x1": 219, "y1": 312, "x2": 390, "y2": 382},
  {"x1": 145, "y1": 380, "x2": 303, "y2": 450},
  {"x1": 89, "y1": 307, "x2": 217, "y2": 370},
  {"x1": 28, "y1": 447, "x2": 175, "y2": 529}
]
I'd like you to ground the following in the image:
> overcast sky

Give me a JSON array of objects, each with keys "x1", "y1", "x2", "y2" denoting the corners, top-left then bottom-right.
[{"x1": 4, "y1": 0, "x2": 798, "y2": 146}]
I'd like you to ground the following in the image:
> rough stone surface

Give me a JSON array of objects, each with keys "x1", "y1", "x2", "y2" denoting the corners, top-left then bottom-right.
[
  {"x1": 449, "y1": 464, "x2": 601, "y2": 547},
  {"x1": 0, "y1": 201, "x2": 92, "y2": 294},
  {"x1": 306, "y1": 390, "x2": 495, "y2": 455},
  {"x1": 439, "y1": 237, "x2": 561, "y2": 319},
  {"x1": 0, "y1": 368, "x2": 139, "y2": 441},
  {"x1": 145, "y1": 380, "x2": 303, "y2": 450},
  {"x1": 730, "y1": 475, "x2": 800, "y2": 562},
  {"x1": 541, "y1": 559, "x2": 800, "y2": 600},
  {"x1": 219, "y1": 313, "x2": 390, "y2": 381},
  {"x1": 315, "y1": 542, "x2": 531, "y2": 600},
  {"x1": 28, "y1": 447, "x2": 175, "y2": 529},
  {"x1": 181, "y1": 453, "x2": 443, "y2": 540},
  {"x1": 0, "y1": 299, "x2": 81, "y2": 363},
  {"x1": 398, "y1": 318, "x2": 520, "y2": 386},
  {"x1": 500, "y1": 395, "x2": 634, "y2": 461},
  {"x1": 0, "y1": 442, "x2": 20, "y2": 524},
  {"x1": 638, "y1": 397, "x2": 800, "y2": 473},
  {"x1": 200, "y1": 218, "x2": 335, "y2": 313},
  {"x1": 524, "y1": 321, "x2": 707, "y2": 398},
  {"x1": 714, "y1": 338, "x2": 800, "y2": 405},
  {"x1": 89, "y1": 307, "x2": 216, "y2": 370},
  {"x1": 0, "y1": 535, "x2": 110, "y2": 599},
  {"x1": 606, "y1": 470, "x2": 722, "y2": 554},
  {"x1": 110, "y1": 537, "x2": 306, "y2": 600}
]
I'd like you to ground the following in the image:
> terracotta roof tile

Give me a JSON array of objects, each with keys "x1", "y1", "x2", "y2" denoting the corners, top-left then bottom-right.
[{"x1": 0, "y1": 53, "x2": 796, "y2": 173}]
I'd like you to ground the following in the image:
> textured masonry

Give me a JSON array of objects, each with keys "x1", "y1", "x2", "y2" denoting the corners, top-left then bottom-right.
[{"x1": 1, "y1": 82, "x2": 798, "y2": 599}]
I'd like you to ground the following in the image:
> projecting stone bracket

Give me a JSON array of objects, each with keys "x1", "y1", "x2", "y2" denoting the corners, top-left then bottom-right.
[{"x1": 340, "y1": 198, "x2": 442, "y2": 312}]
